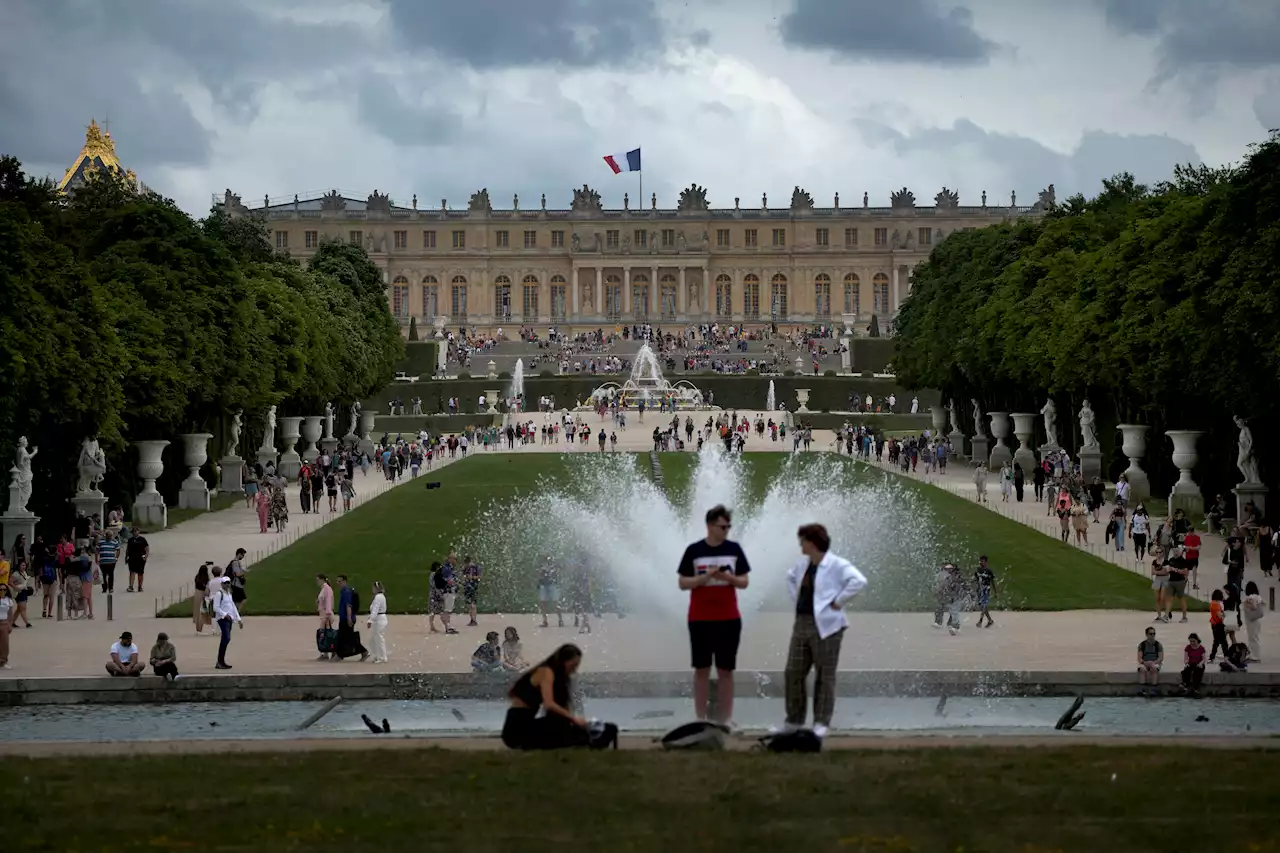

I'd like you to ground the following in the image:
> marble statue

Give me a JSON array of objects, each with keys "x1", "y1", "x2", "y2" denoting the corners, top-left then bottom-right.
[
  {"x1": 593, "y1": 232, "x2": 603, "y2": 252},
  {"x1": 948, "y1": 399, "x2": 959, "y2": 430},
  {"x1": 13, "y1": 436, "x2": 37, "y2": 513},
  {"x1": 262, "y1": 405, "x2": 277, "y2": 450},
  {"x1": 228, "y1": 410, "x2": 243, "y2": 455},
  {"x1": 688, "y1": 278, "x2": 700, "y2": 308},
  {"x1": 348, "y1": 401, "x2": 361, "y2": 437},
  {"x1": 324, "y1": 402, "x2": 335, "y2": 439},
  {"x1": 571, "y1": 232, "x2": 581, "y2": 252},
  {"x1": 1078, "y1": 400, "x2": 1098, "y2": 449},
  {"x1": 583, "y1": 281, "x2": 595, "y2": 308},
  {"x1": 1040, "y1": 398, "x2": 1058, "y2": 444},
  {"x1": 677, "y1": 232, "x2": 687, "y2": 251},
  {"x1": 76, "y1": 437, "x2": 107, "y2": 493},
  {"x1": 700, "y1": 230, "x2": 709, "y2": 250},
  {"x1": 1235, "y1": 415, "x2": 1260, "y2": 484},
  {"x1": 970, "y1": 398, "x2": 984, "y2": 433}
]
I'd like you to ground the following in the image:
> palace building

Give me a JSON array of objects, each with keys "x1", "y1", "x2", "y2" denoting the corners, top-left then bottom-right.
[
  {"x1": 59, "y1": 119, "x2": 147, "y2": 195},
  {"x1": 222, "y1": 182, "x2": 1053, "y2": 332}
]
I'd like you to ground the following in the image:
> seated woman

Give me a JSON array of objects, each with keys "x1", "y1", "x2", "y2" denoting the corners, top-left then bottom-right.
[{"x1": 502, "y1": 643, "x2": 589, "y2": 751}]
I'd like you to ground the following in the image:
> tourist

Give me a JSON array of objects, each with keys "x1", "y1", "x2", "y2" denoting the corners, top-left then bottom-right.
[
  {"x1": 106, "y1": 630, "x2": 145, "y2": 677},
  {"x1": 1086, "y1": 477, "x2": 1105, "y2": 522},
  {"x1": 192, "y1": 564, "x2": 211, "y2": 634},
  {"x1": 537, "y1": 557, "x2": 564, "y2": 628},
  {"x1": 1242, "y1": 581, "x2": 1264, "y2": 663},
  {"x1": 1206, "y1": 494, "x2": 1227, "y2": 535},
  {"x1": 209, "y1": 566, "x2": 242, "y2": 670},
  {"x1": 428, "y1": 561, "x2": 447, "y2": 634},
  {"x1": 502, "y1": 626, "x2": 527, "y2": 671},
  {"x1": 149, "y1": 631, "x2": 179, "y2": 681},
  {"x1": 333, "y1": 575, "x2": 369, "y2": 662},
  {"x1": 0, "y1": 584, "x2": 13, "y2": 668},
  {"x1": 471, "y1": 631, "x2": 504, "y2": 672},
  {"x1": 326, "y1": 468, "x2": 339, "y2": 512},
  {"x1": 227, "y1": 548, "x2": 247, "y2": 605},
  {"x1": 1183, "y1": 527, "x2": 1201, "y2": 589},
  {"x1": 677, "y1": 505, "x2": 751, "y2": 725},
  {"x1": 271, "y1": 484, "x2": 289, "y2": 531},
  {"x1": 974, "y1": 555, "x2": 997, "y2": 628},
  {"x1": 569, "y1": 562, "x2": 593, "y2": 634},
  {"x1": 255, "y1": 486, "x2": 271, "y2": 533},
  {"x1": 1164, "y1": 547, "x2": 1190, "y2": 623},
  {"x1": 366, "y1": 581, "x2": 388, "y2": 664},
  {"x1": 461, "y1": 557, "x2": 482, "y2": 627},
  {"x1": 76, "y1": 548, "x2": 94, "y2": 619},
  {"x1": 97, "y1": 529, "x2": 120, "y2": 594},
  {"x1": 7, "y1": 559, "x2": 32, "y2": 628},
  {"x1": 998, "y1": 462, "x2": 1011, "y2": 502},
  {"x1": 973, "y1": 462, "x2": 988, "y2": 504},
  {"x1": 1208, "y1": 589, "x2": 1228, "y2": 662},
  {"x1": 1136, "y1": 626, "x2": 1163, "y2": 697},
  {"x1": 243, "y1": 466, "x2": 259, "y2": 509},
  {"x1": 1012, "y1": 463, "x2": 1025, "y2": 502},
  {"x1": 124, "y1": 526, "x2": 148, "y2": 593},
  {"x1": 1179, "y1": 633, "x2": 1205, "y2": 697},
  {"x1": 340, "y1": 474, "x2": 355, "y2": 512},
  {"x1": 1149, "y1": 559, "x2": 1170, "y2": 622},
  {"x1": 437, "y1": 556, "x2": 459, "y2": 635},
  {"x1": 777, "y1": 523, "x2": 866, "y2": 739},
  {"x1": 933, "y1": 563, "x2": 965, "y2": 634},
  {"x1": 501, "y1": 643, "x2": 589, "y2": 750},
  {"x1": 1105, "y1": 507, "x2": 1126, "y2": 553},
  {"x1": 316, "y1": 574, "x2": 335, "y2": 660},
  {"x1": 1222, "y1": 537, "x2": 1246, "y2": 626},
  {"x1": 1130, "y1": 504, "x2": 1152, "y2": 561}
]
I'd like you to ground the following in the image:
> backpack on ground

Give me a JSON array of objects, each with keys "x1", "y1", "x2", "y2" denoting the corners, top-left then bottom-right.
[
  {"x1": 759, "y1": 729, "x2": 823, "y2": 753},
  {"x1": 659, "y1": 721, "x2": 729, "y2": 751},
  {"x1": 587, "y1": 721, "x2": 619, "y2": 750}
]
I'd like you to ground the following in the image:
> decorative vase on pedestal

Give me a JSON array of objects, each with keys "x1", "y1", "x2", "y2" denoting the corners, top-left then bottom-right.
[
  {"x1": 988, "y1": 412, "x2": 1012, "y2": 470},
  {"x1": 434, "y1": 316, "x2": 448, "y2": 339},
  {"x1": 358, "y1": 410, "x2": 378, "y2": 457},
  {"x1": 279, "y1": 416, "x2": 304, "y2": 479},
  {"x1": 178, "y1": 433, "x2": 213, "y2": 510},
  {"x1": 1117, "y1": 424, "x2": 1151, "y2": 502},
  {"x1": 840, "y1": 314, "x2": 856, "y2": 336},
  {"x1": 132, "y1": 440, "x2": 170, "y2": 529},
  {"x1": 795, "y1": 389, "x2": 811, "y2": 413},
  {"x1": 1010, "y1": 413, "x2": 1038, "y2": 475},
  {"x1": 930, "y1": 407, "x2": 948, "y2": 436},
  {"x1": 487, "y1": 360, "x2": 497, "y2": 380},
  {"x1": 1165, "y1": 430, "x2": 1205, "y2": 516},
  {"x1": 484, "y1": 391, "x2": 501, "y2": 414},
  {"x1": 300, "y1": 416, "x2": 322, "y2": 464}
]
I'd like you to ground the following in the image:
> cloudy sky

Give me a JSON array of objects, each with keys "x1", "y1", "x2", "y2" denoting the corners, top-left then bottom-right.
[{"x1": 2, "y1": 0, "x2": 1277, "y2": 215}]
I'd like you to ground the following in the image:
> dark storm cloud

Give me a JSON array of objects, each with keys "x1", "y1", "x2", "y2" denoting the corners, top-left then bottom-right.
[
  {"x1": 353, "y1": 73, "x2": 464, "y2": 147},
  {"x1": 859, "y1": 118, "x2": 1202, "y2": 198},
  {"x1": 1099, "y1": 0, "x2": 1280, "y2": 75},
  {"x1": 382, "y1": 0, "x2": 663, "y2": 69},
  {"x1": 779, "y1": 0, "x2": 996, "y2": 66}
]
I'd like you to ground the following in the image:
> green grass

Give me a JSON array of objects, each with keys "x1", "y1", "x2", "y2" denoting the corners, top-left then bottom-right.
[
  {"x1": 164, "y1": 453, "x2": 1164, "y2": 616},
  {"x1": 144, "y1": 492, "x2": 240, "y2": 533},
  {"x1": 9, "y1": 746, "x2": 1280, "y2": 852}
]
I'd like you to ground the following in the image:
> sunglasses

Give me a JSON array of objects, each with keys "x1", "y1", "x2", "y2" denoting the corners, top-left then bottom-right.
[{"x1": 714, "y1": 523, "x2": 732, "y2": 530}]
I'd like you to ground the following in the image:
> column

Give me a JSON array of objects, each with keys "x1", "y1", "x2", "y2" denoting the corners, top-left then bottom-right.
[
  {"x1": 651, "y1": 265, "x2": 658, "y2": 320},
  {"x1": 702, "y1": 266, "x2": 710, "y2": 318},
  {"x1": 572, "y1": 267, "x2": 580, "y2": 316},
  {"x1": 595, "y1": 267, "x2": 603, "y2": 319},
  {"x1": 678, "y1": 266, "x2": 686, "y2": 316},
  {"x1": 623, "y1": 268, "x2": 631, "y2": 314},
  {"x1": 891, "y1": 265, "x2": 900, "y2": 315}
]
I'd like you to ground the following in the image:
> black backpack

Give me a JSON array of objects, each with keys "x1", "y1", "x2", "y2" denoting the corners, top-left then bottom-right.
[
  {"x1": 659, "y1": 721, "x2": 728, "y2": 751},
  {"x1": 587, "y1": 721, "x2": 619, "y2": 751},
  {"x1": 759, "y1": 729, "x2": 823, "y2": 753}
]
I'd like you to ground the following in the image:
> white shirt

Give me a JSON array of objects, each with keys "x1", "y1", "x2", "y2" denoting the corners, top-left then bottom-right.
[
  {"x1": 210, "y1": 578, "x2": 241, "y2": 622},
  {"x1": 368, "y1": 592, "x2": 387, "y2": 620},
  {"x1": 110, "y1": 641, "x2": 139, "y2": 663},
  {"x1": 786, "y1": 551, "x2": 868, "y2": 639},
  {"x1": 0, "y1": 597, "x2": 14, "y2": 622}
]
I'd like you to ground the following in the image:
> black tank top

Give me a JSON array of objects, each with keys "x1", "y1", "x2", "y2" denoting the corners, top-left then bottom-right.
[{"x1": 509, "y1": 666, "x2": 569, "y2": 711}]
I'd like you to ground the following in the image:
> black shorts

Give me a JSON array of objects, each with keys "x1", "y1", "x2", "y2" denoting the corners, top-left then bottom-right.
[
  {"x1": 1186, "y1": 557, "x2": 1199, "y2": 570},
  {"x1": 688, "y1": 619, "x2": 742, "y2": 671}
]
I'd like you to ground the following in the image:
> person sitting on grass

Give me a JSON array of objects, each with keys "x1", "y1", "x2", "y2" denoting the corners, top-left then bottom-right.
[
  {"x1": 471, "y1": 631, "x2": 504, "y2": 673},
  {"x1": 1220, "y1": 639, "x2": 1250, "y2": 673},
  {"x1": 1136, "y1": 626, "x2": 1163, "y2": 697},
  {"x1": 149, "y1": 632, "x2": 179, "y2": 681},
  {"x1": 501, "y1": 643, "x2": 589, "y2": 751},
  {"x1": 1179, "y1": 633, "x2": 1205, "y2": 697},
  {"x1": 106, "y1": 631, "x2": 145, "y2": 677}
]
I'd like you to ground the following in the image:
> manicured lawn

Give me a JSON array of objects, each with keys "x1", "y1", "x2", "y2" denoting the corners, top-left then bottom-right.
[
  {"x1": 147, "y1": 492, "x2": 240, "y2": 533},
  {"x1": 166, "y1": 452, "x2": 1163, "y2": 616},
  {"x1": 9, "y1": 746, "x2": 1280, "y2": 852}
]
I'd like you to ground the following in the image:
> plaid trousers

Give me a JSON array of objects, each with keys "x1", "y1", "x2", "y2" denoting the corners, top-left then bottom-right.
[{"x1": 785, "y1": 613, "x2": 845, "y2": 727}]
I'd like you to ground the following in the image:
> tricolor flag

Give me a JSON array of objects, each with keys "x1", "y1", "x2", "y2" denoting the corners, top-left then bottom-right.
[{"x1": 603, "y1": 148, "x2": 642, "y2": 174}]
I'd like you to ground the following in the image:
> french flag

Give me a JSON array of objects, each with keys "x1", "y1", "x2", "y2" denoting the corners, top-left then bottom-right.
[{"x1": 603, "y1": 148, "x2": 642, "y2": 174}]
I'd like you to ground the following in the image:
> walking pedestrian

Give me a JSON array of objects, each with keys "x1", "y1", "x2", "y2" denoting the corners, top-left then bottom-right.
[
  {"x1": 209, "y1": 567, "x2": 242, "y2": 670},
  {"x1": 366, "y1": 581, "x2": 388, "y2": 664}
]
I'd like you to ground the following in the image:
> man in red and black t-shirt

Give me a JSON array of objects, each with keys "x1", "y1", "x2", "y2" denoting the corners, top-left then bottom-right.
[
  {"x1": 1182, "y1": 530, "x2": 1201, "y2": 590},
  {"x1": 677, "y1": 504, "x2": 751, "y2": 724}
]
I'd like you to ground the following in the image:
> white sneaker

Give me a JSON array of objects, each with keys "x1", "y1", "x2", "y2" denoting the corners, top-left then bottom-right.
[
  {"x1": 948, "y1": 626, "x2": 959, "y2": 635},
  {"x1": 812, "y1": 723, "x2": 829, "y2": 739},
  {"x1": 768, "y1": 722, "x2": 800, "y2": 735},
  {"x1": 932, "y1": 621, "x2": 943, "y2": 629}
]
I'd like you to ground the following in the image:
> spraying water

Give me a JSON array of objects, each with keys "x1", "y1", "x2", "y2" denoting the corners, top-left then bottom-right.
[
  {"x1": 766, "y1": 380, "x2": 776, "y2": 411},
  {"x1": 462, "y1": 448, "x2": 944, "y2": 615},
  {"x1": 510, "y1": 358, "x2": 525, "y2": 406}
]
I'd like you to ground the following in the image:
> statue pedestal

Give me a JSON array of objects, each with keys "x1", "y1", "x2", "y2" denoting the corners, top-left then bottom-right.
[
  {"x1": 947, "y1": 430, "x2": 967, "y2": 459},
  {"x1": 219, "y1": 457, "x2": 245, "y2": 493},
  {"x1": 987, "y1": 412, "x2": 1012, "y2": 471},
  {"x1": 840, "y1": 337, "x2": 851, "y2": 372},
  {"x1": 320, "y1": 437, "x2": 339, "y2": 457},
  {"x1": 1165, "y1": 430, "x2": 1204, "y2": 517},
  {"x1": 71, "y1": 490, "x2": 108, "y2": 523},
  {"x1": 1233, "y1": 483, "x2": 1268, "y2": 526},
  {"x1": 132, "y1": 440, "x2": 169, "y2": 530},
  {"x1": 1, "y1": 513, "x2": 39, "y2": 558},
  {"x1": 1078, "y1": 446, "x2": 1103, "y2": 482},
  {"x1": 1117, "y1": 424, "x2": 1151, "y2": 503},
  {"x1": 970, "y1": 436, "x2": 990, "y2": 468},
  {"x1": 256, "y1": 448, "x2": 278, "y2": 472},
  {"x1": 279, "y1": 416, "x2": 304, "y2": 480},
  {"x1": 358, "y1": 410, "x2": 378, "y2": 457}
]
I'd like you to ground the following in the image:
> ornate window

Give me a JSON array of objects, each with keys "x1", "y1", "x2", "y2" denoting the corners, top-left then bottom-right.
[
  {"x1": 522, "y1": 274, "x2": 539, "y2": 319},
  {"x1": 715, "y1": 274, "x2": 733, "y2": 318},
  {"x1": 604, "y1": 274, "x2": 623, "y2": 321},
  {"x1": 872, "y1": 272, "x2": 890, "y2": 315},
  {"x1": 743, "y1": 274, "x2": 760, "y2": 320},
  {"x1": 843, "y1": 273, "x2": 860, "y2": 316},
  {"x1": 451, "y1": 275, "x2": 468, "y2": 319},
  {"x1": 770, "y1": 273, "x2": 788, "y2": 321},
  {"x1": 391, "y1": 275, "x2": 409, "y2": 319},
  {"x1": 660, "y1": 274, "x2": 678, "y2": 320},
  {"x1": 550, "y1": 275, "x2": 567, "y2": 321},
  {"x1": 632, "y1": 273, "x2": 650, "y2": 321},
  {"x1": 421, "y1": 275, "x2": 439, "y2": 319},
  {"x1": 494, "y1": 274, "x2": 512, "y2": 319},
  {"x1": 814, "y1": 273, "x2": 831, "y2": 319}
]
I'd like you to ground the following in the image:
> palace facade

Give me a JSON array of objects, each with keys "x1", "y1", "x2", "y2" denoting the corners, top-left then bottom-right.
[{"x1": 223, "y1": 183, "x2": 1051, "y2": 332}]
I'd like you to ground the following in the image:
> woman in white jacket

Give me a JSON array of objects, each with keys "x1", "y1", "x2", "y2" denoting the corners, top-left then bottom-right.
[
  {"x1": 778, "y1": 524, "x2": 868, "y2": 738},
  {"x1": 366, "y1": 582, "x2": 389, "y2": 663}
]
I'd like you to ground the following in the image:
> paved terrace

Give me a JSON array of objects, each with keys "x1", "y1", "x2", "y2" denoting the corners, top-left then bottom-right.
[{"x1": 3, "y1": 422, "x2": 1273, "y2": 679}]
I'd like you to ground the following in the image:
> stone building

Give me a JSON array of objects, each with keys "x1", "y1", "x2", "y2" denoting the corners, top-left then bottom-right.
[
  {"x1": 59, "y1": 118, "x2": 147, "y2": 195},
  {"x1": 224, "y1": 182, "x2": 1050, "y2": 333}
]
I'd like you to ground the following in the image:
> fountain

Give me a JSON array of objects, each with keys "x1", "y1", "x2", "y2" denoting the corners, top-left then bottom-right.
[
  {"x1": 584, "y1": 343, "x2": 709, "y2": 410},
  {"x1": 509, "y1": 358, "x2": 525, "y2": 407},
  {"x1": 766, "y1": 380, "x2": 776, "y2": 411}
]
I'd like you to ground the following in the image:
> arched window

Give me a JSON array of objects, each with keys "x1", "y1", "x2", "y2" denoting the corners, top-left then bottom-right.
[
  {"x1": 391, "y1": 275, "x2": 409, "y2": 319},
  {"x1": 604, "y1": 274, "x2": 623, "y2": 320},
  {"x1": 715, "y1": 274, "x2": 733, "y2": 318},
  {"x1": 550, "y1": 275, "x2": 567, "y2": 321},
  {"x1": 659, "y1": 273, "x2": 677, "y2": 320},
  {"x1": 872, "y1": 272, "x2": 890, "y2": 316},
  {"x1": 421, "y1": 274, "x2": 439, "y2": 319},
  {"x1": 451, "y1": 275, "x2": 468, "y2": 318},
  {"x1": 743, "y1": 274, "x2": 760, "y2": 320},
  {"x1": 814, "y1": 273, "x2": 831, "y2": 319},
  {"x1": 770, "y1": 273, "x2": 788, "y2": 320},
  {"x1": 494, "y1": 274, "x2": 512, "y2": 319},
  {"x1": 522, "y1": 274, "x2": 539, "y2": 319},
  {"x1": 632, "y1": 273, "x2": 650, "y2": 320},
  {"x1": 843, "y1": 273, "x2": 860, "y2": 316}
]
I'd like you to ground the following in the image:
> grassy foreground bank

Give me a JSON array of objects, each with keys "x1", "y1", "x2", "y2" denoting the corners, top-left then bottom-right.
[{"x1": 9, "y1": 746, "x2": 1279, "y2": 852}]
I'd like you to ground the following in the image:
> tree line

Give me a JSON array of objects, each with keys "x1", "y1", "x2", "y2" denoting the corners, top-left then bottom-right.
[
  {"x1": 893, "y1": 132, "x2": 1279, "y2": 497},
  {"x1": 0, "y1": 157, "x2": 404, "y2": 525}
]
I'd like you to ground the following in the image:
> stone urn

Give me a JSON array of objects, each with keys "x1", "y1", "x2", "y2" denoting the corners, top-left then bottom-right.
[
  {"x1": 485, "y1": 390, "x2": 501, "y2": 414},
  {"x1": 930, "y1": 406, "x2": 948, "y2": 435},
  {"x1": 487, "y1": 360, "x2": 497, "y2": 380},
  {"x1": 279, "y1": 416, "x2": 304, "y2": 479},
  {"x1": 433, "y1": 316, "x2": 447, "y2": 339},
  {"x1": 1117, "y1": 423, "x2": 1151, "y2": 502},
  {"x1": 178, "y1": 433, "x2": 213, "y2": 510},
  {"x1": 300, "y1": 416, "x2": 323, "y2": 464},
  {"x1": 988, "y1": 412, "x2": 1012, "y2": 470},
  {"x1": 840, "y1": 313, "x2": 856, "y2": 336},
  {"x1": 132, "y1": 440, "x2": 170, "y2": 528},
  {"x1": 1010, "y1": 412, "x2": 1037, "y2": 474},
  {"x1": 358, "y1": 409, "x2": 378, "y2": 456},
  {"x1": 1166, "y1": 430, "x2": 1205, "y2": 516},
  {"x1": 794, "y1": 356, "x2": 804, "y2": 373},
  {"x1": 795, "y1": 388, "x2": 811, "y2": 413}
]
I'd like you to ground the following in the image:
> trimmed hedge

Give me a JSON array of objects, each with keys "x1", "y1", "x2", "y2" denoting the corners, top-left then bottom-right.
[
  {"x1": 396, "y1": 342, "x2": 439, "y2": 378},
  {"x1": 373, "y1": 412, "x2": 499, "y2": 436}
]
